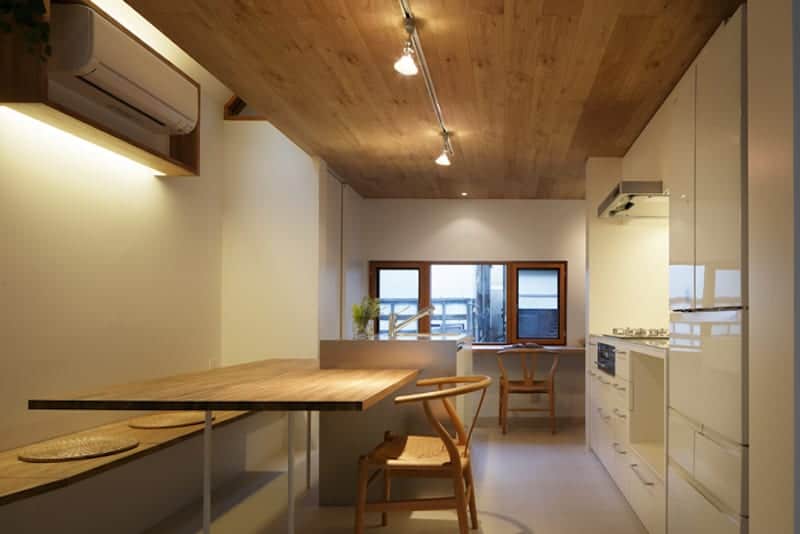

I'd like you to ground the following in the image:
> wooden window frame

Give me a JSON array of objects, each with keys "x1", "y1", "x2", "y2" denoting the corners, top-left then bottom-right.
[
  {"x1": 369, "y1": 260, "x2": 568, "y2": 345},
  {"x1": 507, "y1": 261, "x2": 567, "y2": 345},
  {"x1": 369, "y1": 261, "x2": 431, "y2": 333}
]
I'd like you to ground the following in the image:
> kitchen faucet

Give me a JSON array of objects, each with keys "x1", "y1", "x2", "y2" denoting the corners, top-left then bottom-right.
[{"x1": 388, "y1": 305, "x2": 435, "y2": 338}]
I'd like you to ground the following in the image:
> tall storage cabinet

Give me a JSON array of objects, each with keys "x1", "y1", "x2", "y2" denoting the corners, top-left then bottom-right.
[
  {"x1": 666, "y1": 67, "x2": 697, "y2": 311},
  {"x1": 668, "y1": 9, "x2": 745, "y2": 312},
  {"x1": 694, "y1": 9, "x2": 745, "y2": 310}
]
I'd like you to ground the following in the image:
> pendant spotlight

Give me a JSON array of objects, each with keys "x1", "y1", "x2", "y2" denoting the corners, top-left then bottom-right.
[
  {"x1": 435, "y1": 131, "x2": 453, "y2": 166},
  {"x1": 394, "y1": 40, "x2": 418, "y2": 76}
]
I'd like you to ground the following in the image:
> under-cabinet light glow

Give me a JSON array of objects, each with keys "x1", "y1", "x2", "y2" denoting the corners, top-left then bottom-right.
[{"x1": 0, "y1": 106, "x2": 165, "y2": 177}]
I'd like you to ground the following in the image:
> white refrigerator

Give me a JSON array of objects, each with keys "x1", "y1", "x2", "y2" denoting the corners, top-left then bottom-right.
[{"x1": 668, "y1": 310, "x2": 747, "y2": 533}]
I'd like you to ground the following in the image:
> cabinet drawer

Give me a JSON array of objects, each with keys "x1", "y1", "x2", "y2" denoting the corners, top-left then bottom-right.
[
  {"x1": 611, "y1": 404, "x2": 629, "y2": 446},
  {"x1": 668, "y1": 466, "x2": 744, "y2": 534},
  {"x1": 615, "y1": 349, "x2": 630, "y2": 380},
  {"x1": 610, "y1": 439, "x2": 632, "y2": 501},
  {"x1": 628, "y1": 457, "x2": 665, "y2": 534},
  {"x1": 668, "y1": 409, "x2": 697, "y2": 474},
  {"x1": 695, "y1": 431, "x2": 745, "y2": 515},
  {"x1": 610, "y1": 376, "x2": 630, "y2": 413}
]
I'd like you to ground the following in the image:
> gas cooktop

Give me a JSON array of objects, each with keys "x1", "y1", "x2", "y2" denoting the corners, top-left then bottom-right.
[{"x1": 606, "y1": 327, "x2": 669, "y2": 339}]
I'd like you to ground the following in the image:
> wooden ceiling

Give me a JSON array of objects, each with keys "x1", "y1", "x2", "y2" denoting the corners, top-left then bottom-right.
[{"x1": 127, "y1": 0, "x2": 742, "y2": 199}]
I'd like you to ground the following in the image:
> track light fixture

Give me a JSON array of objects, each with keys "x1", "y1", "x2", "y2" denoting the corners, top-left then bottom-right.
[{"x1": 398, "y1": 0, "x2": 455, "y2": 166}]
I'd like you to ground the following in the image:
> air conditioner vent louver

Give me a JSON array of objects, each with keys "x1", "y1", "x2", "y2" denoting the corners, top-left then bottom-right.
[{"x1": 48, "y1": 4, "x2": 198, "y2": 135}]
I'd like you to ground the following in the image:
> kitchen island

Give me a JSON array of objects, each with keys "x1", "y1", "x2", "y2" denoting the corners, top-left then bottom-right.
[{"x1": 318, "y1": 334, "x2": 471, "y2": 505}]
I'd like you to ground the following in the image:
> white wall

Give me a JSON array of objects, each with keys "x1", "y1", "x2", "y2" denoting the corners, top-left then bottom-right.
[
  {"x1": 341, "y1": 185, "x2": 368, "y2": 339},
  {"x1": 220, "y1": 120, "x2": 320, "y2": 364},
  {"x1": 0, "y1": 1, "x2": 327, "y2": 531},
  {"x1": 0, "y1": 3, "x2": 234, "y2": 530},
  {"x1": 0, "y1": 0, "x2": 230, "y2": 456},
  {"x1": 747, "y1": 0, "x2": 796, "y2": 531},
  {"x1": 318, "y1": 167, "x2": 343, "y2": 341}
]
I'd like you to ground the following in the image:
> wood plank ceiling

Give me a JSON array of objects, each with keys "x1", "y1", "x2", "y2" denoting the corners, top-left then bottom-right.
[{"x1": 127, "y1": 0, "x2": 742, "y2": 199}]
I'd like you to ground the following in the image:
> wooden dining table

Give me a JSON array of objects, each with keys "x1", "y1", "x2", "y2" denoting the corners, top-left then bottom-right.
[{"x1": 29, "y1": 358, "x2": 420, "y2": 534}]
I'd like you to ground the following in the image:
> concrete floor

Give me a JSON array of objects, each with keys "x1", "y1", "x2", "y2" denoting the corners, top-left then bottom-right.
[{"x1": 282, "y1": 422, "x2": 646, "y2": 534}]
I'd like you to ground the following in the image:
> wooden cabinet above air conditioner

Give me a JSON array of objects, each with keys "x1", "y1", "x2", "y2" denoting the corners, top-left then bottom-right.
[{"x1": 0, "y1": 0, "x2": 200, "y2": 177}]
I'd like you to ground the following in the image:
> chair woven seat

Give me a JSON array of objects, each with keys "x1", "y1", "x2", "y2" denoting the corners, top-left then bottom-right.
[
  {"x1": 368, "y1": 434, "x2": 467, "y2": 468},
  {"x1": 506, "y1": 379, "x2": 549, "y2": 392}
]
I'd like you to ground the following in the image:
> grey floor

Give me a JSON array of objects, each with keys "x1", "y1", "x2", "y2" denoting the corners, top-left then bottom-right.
[{"x1": 284, "y1": 421, "x2": 647, "y2": 534}]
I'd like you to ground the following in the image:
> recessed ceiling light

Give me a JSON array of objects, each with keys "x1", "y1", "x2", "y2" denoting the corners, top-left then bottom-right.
[{"x1": 461, "y1": 192, "x2": 468, "y2": 197}]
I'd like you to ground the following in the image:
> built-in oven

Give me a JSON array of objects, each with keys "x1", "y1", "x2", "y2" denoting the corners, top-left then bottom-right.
[{"x1": 597, "y1": 342, "x2": 616, "y2": 376}]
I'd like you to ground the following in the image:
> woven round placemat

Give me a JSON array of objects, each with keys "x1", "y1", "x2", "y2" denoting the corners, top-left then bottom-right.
[
  {"x1": 18, "y1": 436, "x2": 139, "y2": 463},
  {"x1": 128, "y1": 411, "x2": 214, "y2": 429}
]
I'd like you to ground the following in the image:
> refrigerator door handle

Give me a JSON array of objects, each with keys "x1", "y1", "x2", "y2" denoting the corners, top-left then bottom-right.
[{"x1": 698, "y1": 426, "x2": 745, "y2": 453}]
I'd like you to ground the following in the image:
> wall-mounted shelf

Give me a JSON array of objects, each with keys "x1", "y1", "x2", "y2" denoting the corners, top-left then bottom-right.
[{"x1": 0, "y1": 0, "x2": 200, "y2": 177}]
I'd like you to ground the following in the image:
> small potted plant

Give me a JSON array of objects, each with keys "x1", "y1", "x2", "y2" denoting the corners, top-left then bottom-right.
[{"x1": 352, "y1": 297, "x2": 380, "y2": 340}]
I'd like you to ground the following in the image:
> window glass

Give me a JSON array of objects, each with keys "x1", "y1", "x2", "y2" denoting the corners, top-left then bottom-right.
[
  {"x1": 376, "y1": 269, "x2": 419, "y2": 333},
  {"x1": 517, "y1": 268, "x2": 560, "y2": 339},
  {"x1": 430, "y1": 264, "x2": 506, "y2": 343}
]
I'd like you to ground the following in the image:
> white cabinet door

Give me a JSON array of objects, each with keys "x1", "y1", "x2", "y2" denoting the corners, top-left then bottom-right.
[
  {"x1": 598, "y1": 406, "x2": 615, "y2": 472},
  {"x1": 694, "y1": 8, "x2": 744, "y2": 310},
  {"x1": 667, "y1": 65, "x2": 697, "y2": 311},
  {"x1": 668, "y1": 409, "x2": 697, "y2": 475},
  {"x1": 669, "y1": 313, "x2": 703, "y2": 424},
  {"x1": 668, "y1": 466, "x2": 744, "y2": 534},
  {"x1": 669, "y1": 310, "x2": 745, "y2": 444},
  {"x1": 694, "y1": 431, "x2": 745, "y2": 515}
]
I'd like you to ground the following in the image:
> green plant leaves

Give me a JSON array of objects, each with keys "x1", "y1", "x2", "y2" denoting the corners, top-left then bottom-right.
[{"x1": 352, "y1": 297, "x2": 380, "y2": 327}]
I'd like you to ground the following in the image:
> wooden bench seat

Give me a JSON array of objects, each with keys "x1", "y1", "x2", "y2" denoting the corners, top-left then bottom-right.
[{"x1": 0, "y1": 411, "x2": 252, "y2": 505}]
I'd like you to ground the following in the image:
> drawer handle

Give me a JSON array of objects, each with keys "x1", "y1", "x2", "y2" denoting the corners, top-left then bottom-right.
[
  {"x1": 630, "y1": 464, "x2": 655, "y2": 487},
  {"x1": 597, "y1": 408, "x2": 611, "y2": 422},
  {"x1": 613, "y1": 408, "x2": 627, "y2": 419},
  {"x1": 616, "y1": 351, "x2": 628, "y2": 355},
  {"x1": 613, "y1": 384, "x2": 627, "y2": 392},
  {"x1": 598, "y1": 377, "x2": 611, "y2": 385},
  {"x1": 612, "y1": 442, "x2": 627, "y2": 455}
]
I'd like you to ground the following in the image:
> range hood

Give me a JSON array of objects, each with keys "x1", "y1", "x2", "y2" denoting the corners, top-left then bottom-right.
[{"x1": 597, "y1": 180, "x2": 668, "y2": 218}]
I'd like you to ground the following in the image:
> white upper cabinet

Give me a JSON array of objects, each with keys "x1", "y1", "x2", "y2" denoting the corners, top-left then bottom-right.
[
  {"x1": 667, "y1": 67, "x2": 697, "y2": 311},
  {"x1": 694, "y1": 8, "x2": 745, "y2": 310}
]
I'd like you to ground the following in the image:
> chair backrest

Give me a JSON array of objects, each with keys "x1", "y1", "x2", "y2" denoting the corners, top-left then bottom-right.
[
  {"x1": 496, "y1": 348, "x2": 560, "y2": 386},
  {"x1": 394, "y1": 376, "x2": 491, "y2": 468}
]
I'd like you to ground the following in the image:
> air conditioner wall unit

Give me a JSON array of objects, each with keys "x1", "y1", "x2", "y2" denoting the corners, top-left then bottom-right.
[{"x1": 48, "y1": 4, "x2": 198, "y2": 135}]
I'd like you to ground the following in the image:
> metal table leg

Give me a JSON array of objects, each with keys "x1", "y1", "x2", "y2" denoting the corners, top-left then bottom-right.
[
  {"x1": 287, "y1": 412, "x2": 296, "y2": 534},
  {"x1": 306, "y1": 410, "x2": 312, "y2": 491},
  {"x1": 203, "y1": 409, "x2": 212, "y2": 534}
]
